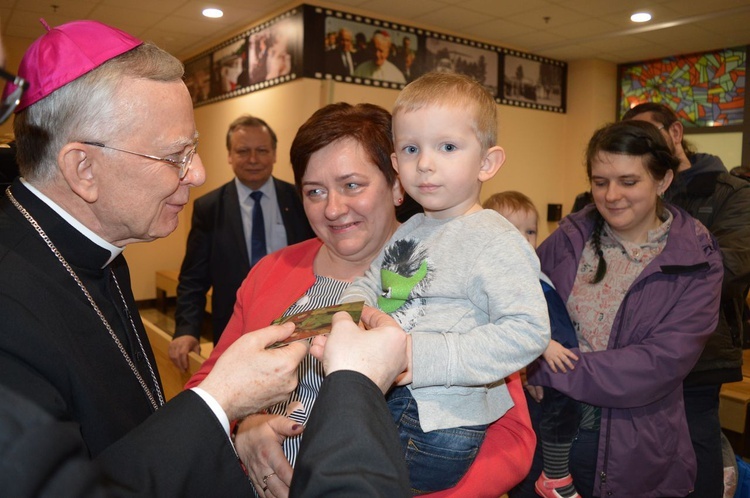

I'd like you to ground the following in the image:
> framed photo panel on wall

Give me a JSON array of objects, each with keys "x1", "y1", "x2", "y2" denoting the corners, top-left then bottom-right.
[
  {"x1": 184, "y1": 55, "x2": 211, "y2": 105},
  {"x1": 183, "y1": 4, "x2": 567, "y2": 113},
  {"x1": 422, "y1": 36, "x2": 499, "y2": 95},
  {"x1": 319, "y1": 15, "x2": 414, "y2": 87},
  {"x1": 249, "y1": 13, "x2": 304, "y2": 85},
  {"x1": 500, "y1": 53, "x2": 566, "y2": 112}
]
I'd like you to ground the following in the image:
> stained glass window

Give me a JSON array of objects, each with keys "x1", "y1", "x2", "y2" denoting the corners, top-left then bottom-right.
[{"x1": 619, "y1": 47, "x2": 746, "y2": 127}]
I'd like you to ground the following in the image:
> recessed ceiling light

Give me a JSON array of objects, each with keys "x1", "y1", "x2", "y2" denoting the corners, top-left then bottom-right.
[
  {"x1": 630, "y1": 12, "x2": 652, "y2": 23},
  {"x1": 203, "y1": 8, "x2": 224, "y2": 18}
]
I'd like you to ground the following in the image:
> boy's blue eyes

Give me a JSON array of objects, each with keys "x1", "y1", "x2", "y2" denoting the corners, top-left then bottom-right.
[{"x1": 402, "y1": 144, "x2": 458, "y2": 153}]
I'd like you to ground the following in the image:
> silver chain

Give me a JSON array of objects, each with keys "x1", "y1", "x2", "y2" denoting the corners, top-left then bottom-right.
[{"x1": 5, "y1": 186, "x2": 165, "y2": 411}]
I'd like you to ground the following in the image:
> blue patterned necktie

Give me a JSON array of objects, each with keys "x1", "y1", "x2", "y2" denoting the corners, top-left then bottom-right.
[{"x1": 249, "y1": 191, "x2": 267, "y2": 266}]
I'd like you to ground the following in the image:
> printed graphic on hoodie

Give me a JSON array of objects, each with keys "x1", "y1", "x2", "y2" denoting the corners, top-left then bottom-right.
[{"x1": 377, "y1": 238, "x2": 433, "y2": 331}]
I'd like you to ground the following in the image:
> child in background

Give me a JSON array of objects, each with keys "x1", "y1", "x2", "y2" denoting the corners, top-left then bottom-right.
[
  {"x1": 341, "y1": 72, "x2": 550, "y2": 494},
  {"x1": 483, "y1": 191, "x2": 581, "y2": 498}
]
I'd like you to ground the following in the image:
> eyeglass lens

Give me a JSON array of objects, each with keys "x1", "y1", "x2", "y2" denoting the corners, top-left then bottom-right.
[
  {"x1": 179, "y1": 146, "x2": 197, "y2": 179},
  {"x1": 0, "y1": 69, "x2": 27, "y2": 125}
]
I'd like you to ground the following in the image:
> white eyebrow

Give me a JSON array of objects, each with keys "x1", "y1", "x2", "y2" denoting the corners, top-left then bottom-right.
[{"x1": 165, "y1": 132, "x2": 199, "y2": 151}]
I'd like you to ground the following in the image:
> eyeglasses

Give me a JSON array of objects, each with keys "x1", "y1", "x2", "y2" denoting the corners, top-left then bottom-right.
[
  {"x1": 81, "y1": 140, "x2": 198, "y2": 180},
  {"x1": 0, "y1": 67, "x2": 29, "y2": 124}
]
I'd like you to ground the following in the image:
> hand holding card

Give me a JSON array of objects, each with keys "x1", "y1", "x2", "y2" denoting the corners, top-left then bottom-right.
[{"x1": 267, "y1": 301, "x2": 364, "y2": 349}]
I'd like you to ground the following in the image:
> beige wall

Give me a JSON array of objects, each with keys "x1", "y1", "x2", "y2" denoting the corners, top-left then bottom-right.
[
  {"x1": 688, "y1": 132, "x2": 743, "y2": 170},
  {"x1": 2, "y1": 33, "x2": 743, "y2": 301}
]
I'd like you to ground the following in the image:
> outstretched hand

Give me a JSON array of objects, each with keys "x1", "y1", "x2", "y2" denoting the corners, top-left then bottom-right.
[
  {"x1": 198, "y1": 322, "x2": 308, "y2": 421},
  {"x1": 310, "y1": 307, "x2": 408, "y2": 393},
  {"x1": 542, "y1": 340, "x2": 579, "y2": 373}
]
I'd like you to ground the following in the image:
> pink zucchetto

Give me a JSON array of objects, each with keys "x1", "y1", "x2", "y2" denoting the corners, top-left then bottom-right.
[{"x1": 6, "y1": 19, "x2": 143, "y2": 113}]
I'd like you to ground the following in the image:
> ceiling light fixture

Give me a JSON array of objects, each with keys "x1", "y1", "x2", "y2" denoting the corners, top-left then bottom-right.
[
  {"x1": 202, "y1": 8, "x2": 224, "y2": 18},
  {"x1": 630, "y1": 12, "x2": 652, "y2": 23}
]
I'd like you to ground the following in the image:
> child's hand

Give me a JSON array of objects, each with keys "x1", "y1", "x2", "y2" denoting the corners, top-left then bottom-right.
[
  {"x1": 520, "y1": 367, "x2": 543, "y2": 402},
  {"x1": 542, "y1": 340, "x2": 579, "y2": 373},
  {"x1": 526, "y1": 384, "x2": 544, "y2": 403}
]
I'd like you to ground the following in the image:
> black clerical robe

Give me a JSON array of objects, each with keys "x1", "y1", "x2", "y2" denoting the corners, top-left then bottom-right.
[{"x1": 0, "y1": 179, "x2": 250, "y2": 494}]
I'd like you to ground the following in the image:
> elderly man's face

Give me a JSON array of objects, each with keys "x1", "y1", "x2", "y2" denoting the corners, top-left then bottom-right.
[
  {"x1": 92, "y1": 78, "x2": 205, "y2": 246},
  {"x1": 373, "y1": 37, "x2": 390, "y2": 67},
  {"x1": 339, "y1": 31, "x2": 353, "y2": 53}
]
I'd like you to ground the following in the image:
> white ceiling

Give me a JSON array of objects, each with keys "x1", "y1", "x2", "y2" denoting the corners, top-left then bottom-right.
[{"x1": 2, "y1": 0, "x2": 750, "y2": 63}]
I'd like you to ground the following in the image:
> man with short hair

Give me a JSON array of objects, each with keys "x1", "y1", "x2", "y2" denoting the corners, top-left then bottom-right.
[
  {"x1": 624, "y1": 102, "x2": 750, "y2": 498},
  {"x1": 0, "y1": 19, "x2": 410, "y2": 496},
  {"x1": 353, "y1": 30, "x2": 406, "y2": 84},
  {"x1": 325, "y1": 27, "x2": 357, "y2": 76},
  {"x1": 170, "y1": 115, "x2": 313, "y2": 371}
]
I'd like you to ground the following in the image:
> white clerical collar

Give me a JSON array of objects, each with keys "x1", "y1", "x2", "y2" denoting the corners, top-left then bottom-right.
[{"x1": 21, "y1": 178, "x2": 123, "y2": 268}]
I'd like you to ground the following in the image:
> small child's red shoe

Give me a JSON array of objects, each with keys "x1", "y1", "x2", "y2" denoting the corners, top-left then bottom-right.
[{"x1": 534, "y1": 472, "x2": 580, "y2": 498}]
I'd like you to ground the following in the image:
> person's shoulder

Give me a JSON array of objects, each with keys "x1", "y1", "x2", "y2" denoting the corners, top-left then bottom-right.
[
  {"x1": 716, "y1": 170, "x2": 750, "y2": 194},
  {"x1": 473, "y1": 209, "x2": 522, "y2": 235},
  {"x1": 272, "y1": 176, "x2": 301, "y2": 200},
  {"x1": 249, "y1": 238, "x2": 321, "y2": 280},
  {"x1": 195, "y1": 181, "x2": 234, "y2": 206},
  {"x1": 667, "y1": 204, "x2": 716, "y2": 247},
  {"x1": 274, "y1": 237, "x2": 322, "y2": 260},
  {"x1": 475, "y1": 208, "x2": 508, "y2": 225},
  {"x1": 272, "y1": 177, "x2": 298, "y2": 191}
]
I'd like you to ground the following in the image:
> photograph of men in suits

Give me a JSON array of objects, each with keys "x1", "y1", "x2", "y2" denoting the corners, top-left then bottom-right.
[
  {"x1": 169, "y1": 116, "x2": 314, "y2": 371},
  {"x1": 324, "y1": 28, "x2": 357, "y2": 76}
]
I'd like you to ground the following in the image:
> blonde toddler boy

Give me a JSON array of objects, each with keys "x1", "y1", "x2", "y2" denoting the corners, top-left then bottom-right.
[{"x1": 341, "y1": 73, "x2": 549, "y2": 493}]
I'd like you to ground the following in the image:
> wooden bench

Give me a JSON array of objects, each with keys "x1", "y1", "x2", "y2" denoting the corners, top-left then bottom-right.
[
  {"x1": 719, "y1": 293, "x2": 750, "y2": 454},
  {"x1": 155, "y1": 269, "x2": 212, "y2": 314},
  {"x1": 142, "y1": 314, "x2": 205, "y2": 401},
  {"x1": 721, "y1": 379, "x2": 750, "y2": 456}
]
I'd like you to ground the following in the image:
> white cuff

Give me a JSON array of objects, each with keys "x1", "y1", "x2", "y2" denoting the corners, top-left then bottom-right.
[{"x1": 190, "y1": 387, "x2": 230, "y2": 437}]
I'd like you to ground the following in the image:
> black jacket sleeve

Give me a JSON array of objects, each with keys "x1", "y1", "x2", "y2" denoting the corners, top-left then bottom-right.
[
  {"x1": 0, "y1": 384, "x2": 108, "y2": 498},
  {"x1": 97, "y1": 390, "x2": 251, "y2": 497},
  {"x1": 0, "y1": 386, "x2": 251, "y2": 498},
  {"x1": 174, "y1": 199, "x2": 214, "y2": 340},
  {"x1": 290, "y1": 371, "x2": 410, "y2": 497}
]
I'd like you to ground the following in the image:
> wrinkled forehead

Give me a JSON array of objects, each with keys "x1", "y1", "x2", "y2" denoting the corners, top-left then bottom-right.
[{"x1": 121, "y1": 78, "x2": 197, "y2": 145}]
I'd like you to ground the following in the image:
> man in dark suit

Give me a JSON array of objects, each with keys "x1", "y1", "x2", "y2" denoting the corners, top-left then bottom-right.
[
  {"x1": 324, "y1": 28, "x2": 357, "y2": 76},
  {"x1": 170, "y1": 115, "x2": 314, "y2": 371}
]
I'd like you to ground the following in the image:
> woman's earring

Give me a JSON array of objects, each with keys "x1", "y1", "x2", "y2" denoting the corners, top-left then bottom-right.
[{"x1": 397, "y1": 197, "x2": 403, "y2": 205}]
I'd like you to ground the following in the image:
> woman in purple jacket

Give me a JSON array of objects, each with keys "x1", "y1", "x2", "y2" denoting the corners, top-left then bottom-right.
[{"x1": 527, "y1": 120, "x2": 723, "y2": 497}]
